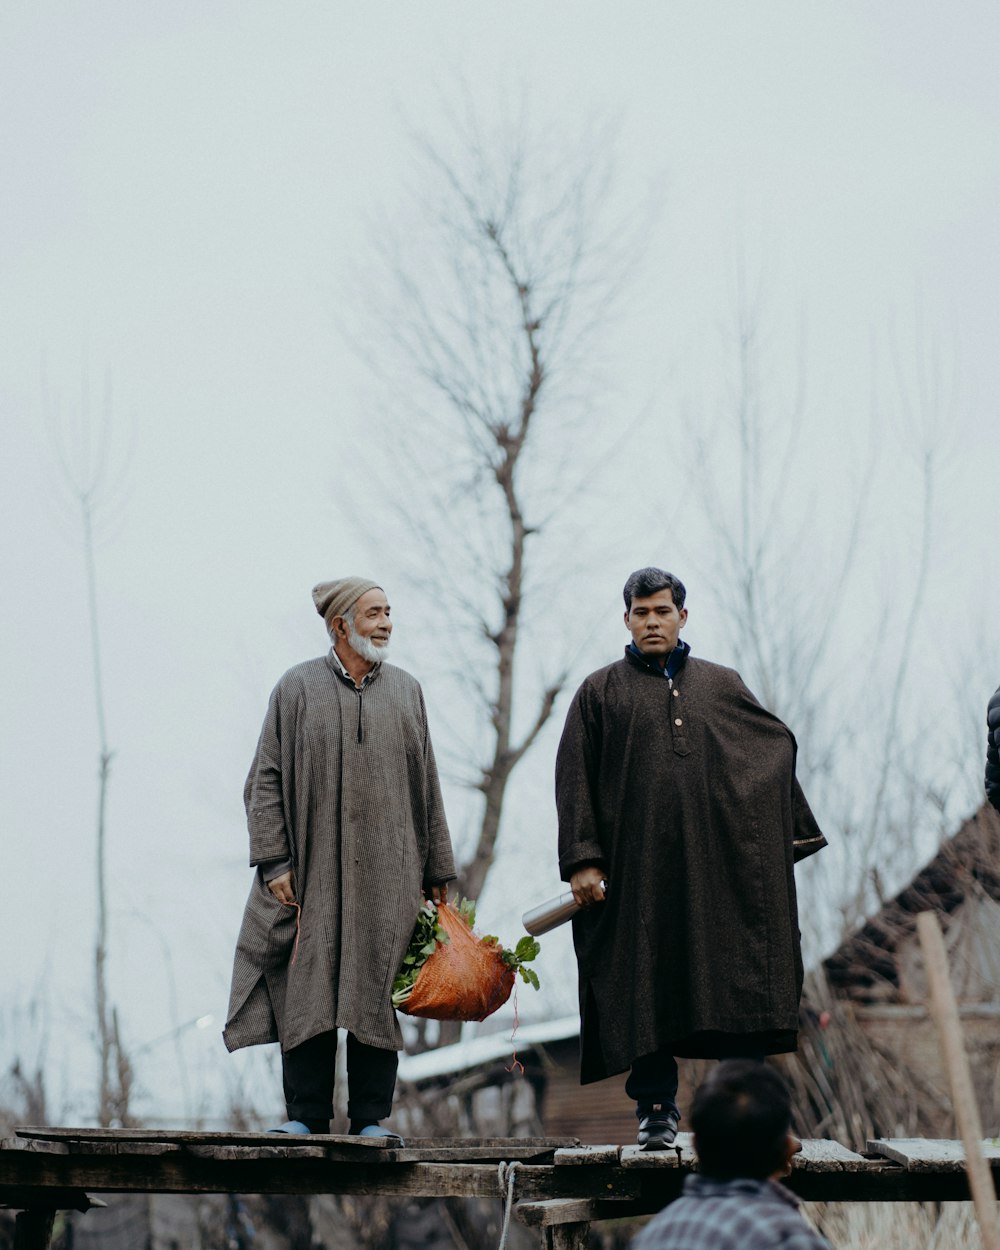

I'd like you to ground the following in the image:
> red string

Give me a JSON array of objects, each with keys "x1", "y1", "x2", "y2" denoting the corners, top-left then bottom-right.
[{"x1": 505, "y1": 984, "x2": 524, "y2": 1075}]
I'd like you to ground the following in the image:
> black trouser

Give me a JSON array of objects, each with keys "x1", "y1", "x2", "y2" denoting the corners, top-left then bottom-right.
[
  {"x1": 281, "y1": 1030, "x2": 398, "y2": 1125},
  {"x1": 625, "y1": 1049, "x2": 681, "y2": 1116},
  {"x1": 626, "y1": 1046, "x2": 766, "y2": 1118}
]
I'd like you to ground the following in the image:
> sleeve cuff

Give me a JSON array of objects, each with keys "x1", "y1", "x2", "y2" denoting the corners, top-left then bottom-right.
[
  {"x1": 260, "y1": 858, "x2": 293, "y2": 883},
  {"x1": 423, "y1": 871, "x2": 458, "y2": 888},
  {"x1": 559, "y1": 845, "x2": 607, "y2": 882}
]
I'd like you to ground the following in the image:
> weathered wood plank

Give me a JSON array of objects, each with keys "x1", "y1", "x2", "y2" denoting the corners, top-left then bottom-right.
[
  {"x1": 15, "y1": 1127, "x2": 392, "y2": 1149},
  {"x1": 185, "y1": 1145, "x2": 332, "y2": 1162},
  {"x1": 179, "y1": 1143, "x2": 560, "y2": 1165},
  {"x1": 515, "y1": 1199, "x2": 597, "y2": 1227},
  {"x1": 603, "y1": 1170, "x2": 917, "y2": 1213},
  {"x1": 14, "y1": 1128, "x2": 573, "y2": 1150},
  {"x1": 43, "y1": 1142, "x2": 181, "y2": 1159},
  {"x1": 117, "y1": 1142, "x2": 179, "y2": 1157},
  {"x1": 554, "y1": 1146, "x2": 620, "y2": 1166},
  {"x1": 13, "y1": 1130, "x2": 572, "y2": 1167},
  {"x1": 867, "y1": 1138, "x2": 1000, "y2": 1171},
  {"x1": 396, "y1": 1137, "x2": 575, "y2": 1149},
  {"x1": 782, "y1": 1167, "x2": 975, "y2": 1203},
  {"x1": 620, "y1": 1145, "x2": 682, "y2": 1169},
  {"x1": 794, "y1": 1140, "x2": 869, "y2": 1172},
  {"x1": 0, "y1": 1141, "x2": 67, "y2": 1157},
  {"x1": 619, "y1": 1137, "x2": 866, "y2": 1174},
  {"x1": 33, "y1": 1142, "x2": 563, "y2": 1166},
  {"x1": 0, "y1": 1153, "x2": 640, "y2": 1202},
  {"x1": 390, "y1": 1146, "x2": 560, "y2": 1164}
]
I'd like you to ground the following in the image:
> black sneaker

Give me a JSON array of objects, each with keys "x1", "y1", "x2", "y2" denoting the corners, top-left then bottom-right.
[{"x1": 637, "y1": 1103, "x2": 680, "y2": 1150}]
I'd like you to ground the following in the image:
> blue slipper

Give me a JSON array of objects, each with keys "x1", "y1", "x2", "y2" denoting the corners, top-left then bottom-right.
[
  {"x1": 267, "y1": 1120, "x2": 313, "y2": 1134},
  {"x1": 354, "y1": 1124, "x2": 404, "y2": 1145}
]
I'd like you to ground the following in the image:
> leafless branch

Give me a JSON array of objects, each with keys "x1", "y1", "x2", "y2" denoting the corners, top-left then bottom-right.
[
  {"x1": 45, "y1": 367, "x2": 133, "y2": 1127},
  {"x1": 343, "y1": 97, "x2": 646, "y2": 920}
]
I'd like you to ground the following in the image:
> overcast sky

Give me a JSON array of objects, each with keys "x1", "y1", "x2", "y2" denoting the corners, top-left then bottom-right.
[{"x1": 3, "y1": 3, "x2": 999, "y2": 1125}]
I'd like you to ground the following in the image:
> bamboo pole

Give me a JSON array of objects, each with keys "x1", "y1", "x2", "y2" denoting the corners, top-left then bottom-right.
[{"x1": 916, "y1": 909, "x2": 1000, "y2": 1250}]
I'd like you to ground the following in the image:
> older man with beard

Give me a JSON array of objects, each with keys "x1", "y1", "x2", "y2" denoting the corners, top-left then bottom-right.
[{"x1": 223, "y1": 577, "x2": 455, "y2": 1141}]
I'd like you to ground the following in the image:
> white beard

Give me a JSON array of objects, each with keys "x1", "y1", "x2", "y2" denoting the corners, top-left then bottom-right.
[{"x1": 346, "y1": 616, "x2": 390, "y2": 664}]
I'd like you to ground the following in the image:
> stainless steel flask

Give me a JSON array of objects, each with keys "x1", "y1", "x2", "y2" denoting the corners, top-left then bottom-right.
[{"x1": 521, "y1": 882, "x2": 607, "y2": 936}]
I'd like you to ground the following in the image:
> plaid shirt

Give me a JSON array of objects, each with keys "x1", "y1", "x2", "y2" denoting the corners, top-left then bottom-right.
[{"x1": 631, "y1": 1175, "x2": 833, "y2": 1250}]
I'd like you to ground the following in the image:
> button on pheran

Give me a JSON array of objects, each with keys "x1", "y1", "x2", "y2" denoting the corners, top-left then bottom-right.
[{"x1": 674, "y1": 717, "x2": 683, "y2": 726}]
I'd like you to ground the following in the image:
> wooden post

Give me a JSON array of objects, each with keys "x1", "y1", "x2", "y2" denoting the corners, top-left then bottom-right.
[
  {"x1": 516, "y1": 1199, "x2": 595, "y2": 1249},
  {"x1": 548, "y1": 1225, "x2": 590, "y2": 1250},
  {"x1": 916, "y1": 909, "x2": 1000, "y2": 1250},
  {"x1": 13, "y1": 1208, "x2": 55, "y2": 1250}
]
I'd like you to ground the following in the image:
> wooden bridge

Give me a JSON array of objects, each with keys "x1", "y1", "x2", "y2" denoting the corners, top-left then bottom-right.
[{"x1": 4, "y1": 1127, "x2": 999, "y2": 1250}]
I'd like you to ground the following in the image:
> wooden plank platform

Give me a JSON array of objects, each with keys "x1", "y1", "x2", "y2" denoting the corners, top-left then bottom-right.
[{"x1": 3, "y1": 1130, "x2": 999, "y2": 1218}]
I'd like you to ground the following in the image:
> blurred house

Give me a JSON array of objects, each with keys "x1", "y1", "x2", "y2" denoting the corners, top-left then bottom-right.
[{"x1": 821, "y1": 801, "x2": 1000, "y2": 1136}]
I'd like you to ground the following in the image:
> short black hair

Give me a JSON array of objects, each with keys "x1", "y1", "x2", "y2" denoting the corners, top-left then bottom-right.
[
  {"x1": 623, "y1": 567, "x2": 687, "y2": 612},
  {"x1": 690, "y1": 1060, "x2": 792, "y2": 1180}
]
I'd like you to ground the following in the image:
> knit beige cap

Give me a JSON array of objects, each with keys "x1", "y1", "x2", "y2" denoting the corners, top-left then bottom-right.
[{"x1": 312, "y1": 577, "x2": 382, "y2": 629}]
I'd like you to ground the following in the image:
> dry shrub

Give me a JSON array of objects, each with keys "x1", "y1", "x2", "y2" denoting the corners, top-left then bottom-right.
[
  {"x1": 805, "y1": 1200, "x2": 984, "y2": 1250},
  {"x1": 779, "y1": 970, "x2": 947, "y2": 1146}
]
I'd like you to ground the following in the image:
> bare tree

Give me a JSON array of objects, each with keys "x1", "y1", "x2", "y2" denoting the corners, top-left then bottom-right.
[
  {"x1": 681, "y1": 278, "x2": 961, "y2": 944},
  {"x1": 687, "y1": 276, "x2": 872, "y2": 780},
  {"x1": 49, "y1": 368, "x2": 133, "y2": 1126},
  {"x1": 349, "y1": 100, "x2": 645, "y2": 905}
]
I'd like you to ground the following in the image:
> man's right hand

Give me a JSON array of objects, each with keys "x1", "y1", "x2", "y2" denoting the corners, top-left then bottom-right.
[
  {"x1": 268, "y1": 870, "x2": 296, "y2": 905},
  {"x1": 570, "y1": 866, "x2": 607, "y2": 908}
]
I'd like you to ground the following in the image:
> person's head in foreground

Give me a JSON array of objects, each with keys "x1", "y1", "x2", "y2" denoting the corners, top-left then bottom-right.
[
  {"x1": 631, "y1": 1062, "x2": 833, "y2": 1250},
  {"x1": 691, "y1": 1059, "x2": 799, "y2": 1180}
]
